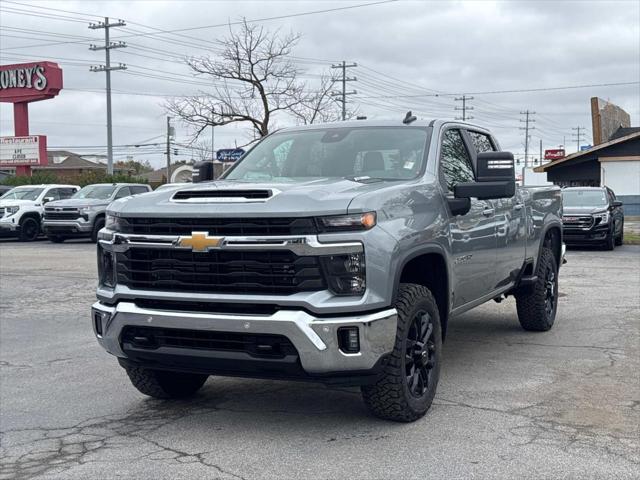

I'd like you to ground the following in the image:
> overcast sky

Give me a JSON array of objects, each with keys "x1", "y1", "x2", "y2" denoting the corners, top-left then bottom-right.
[{"x1": 1, "y1": 0, "x2": 638, "y2": 169}]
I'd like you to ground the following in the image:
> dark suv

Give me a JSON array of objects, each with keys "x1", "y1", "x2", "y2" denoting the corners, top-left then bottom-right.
[{"x1": 561, "y1": 187, "x2": 624, "y2": 250}]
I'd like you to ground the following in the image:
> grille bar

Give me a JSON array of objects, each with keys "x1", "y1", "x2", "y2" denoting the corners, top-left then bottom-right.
[
  {"x1": 118, "y1": 217, "x2": 319, "y2": 236},
  {"x1": 562, "y1": 215, "x2": 594, "y2": 229}
]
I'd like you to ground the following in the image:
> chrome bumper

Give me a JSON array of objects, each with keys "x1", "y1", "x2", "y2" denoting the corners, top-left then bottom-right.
[
  {"x1": 91, "y1": 301, "x2": 398, "y2": 375},
  {"x1": 42, "y1": 220, "x2": 92, "y2": 232}
]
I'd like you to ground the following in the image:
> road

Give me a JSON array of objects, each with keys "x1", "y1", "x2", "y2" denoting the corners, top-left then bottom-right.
[{"x1": 1, "y1": 240, "x2": 638, "y2": 479}]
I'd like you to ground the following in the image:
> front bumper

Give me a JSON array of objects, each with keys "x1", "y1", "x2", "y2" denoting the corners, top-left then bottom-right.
[
  {"x1": 42, "y1": 219, "x2": 93, "y2": 234},
  {"x1": 0, "y1": 217, "x2": 19, "y2": 233},
  {"x1": 91, "y1": 301, "x2": 397, "y2": 378}
]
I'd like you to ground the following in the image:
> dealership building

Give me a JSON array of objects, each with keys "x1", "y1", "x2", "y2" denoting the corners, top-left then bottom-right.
[{"x1": 534, "y1": 129, "x2": 640, "y2": 215}]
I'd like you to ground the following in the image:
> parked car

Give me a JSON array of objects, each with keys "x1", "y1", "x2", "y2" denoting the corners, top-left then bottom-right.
[
  {"x1": 42, "y1": 183, "x2": 152, "y2": 243},
  {"x1": 92, "y1": 119, "x2": 563, "y2": 422},
  {"x1": 561, "y1": 186, "x2": 624, "y2": 250},
  {"x1": 0, "y1": 184, "x2": 79, "y2": 241}
]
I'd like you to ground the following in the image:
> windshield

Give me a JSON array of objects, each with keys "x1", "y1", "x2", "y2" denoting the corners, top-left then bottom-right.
[
  {"x1": 73, "y1": 185, "x2": 117, "y2": 200},
  {"x1": 0, "y1": 187, "x2": 44, "y2": 201},
  {"x1": 224, "y1": 127, "x2": 429, "y2": 182},
  {"x1": 562, "y1": 189, "x2": 608, "y2": 208}
]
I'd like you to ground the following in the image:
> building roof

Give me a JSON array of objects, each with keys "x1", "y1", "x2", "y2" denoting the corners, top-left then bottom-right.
[
  {"x1": 534, "y1": 130, "x2": 640, "y2": 172},
  {"x1": 609, "y1": 126, "x2": 640, "y2": 141}
]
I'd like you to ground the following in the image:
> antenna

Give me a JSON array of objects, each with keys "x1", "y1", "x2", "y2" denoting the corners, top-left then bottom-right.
[{"x1": 403, "y1": 111, "x2": 417, "y2": 124}]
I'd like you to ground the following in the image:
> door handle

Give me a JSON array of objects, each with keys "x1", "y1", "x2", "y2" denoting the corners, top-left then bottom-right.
[
  {"x1": 514, "y1": 203, "x2": 524, "y2": 211},
  {"x1": 482, "y1": 208, "x2": 495, "y2": 217}
]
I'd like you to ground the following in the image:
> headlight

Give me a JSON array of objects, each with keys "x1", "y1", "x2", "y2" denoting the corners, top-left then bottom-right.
[
  {"x1": 317, "y1": 212, "x2": 376, "y2": 233},
  {"x1": 5, "y1": 206, "x2": 20, "y2": 216},
  {"x1": 320, "y1": 252, "x2": 366, "y2": 296},
  {"x1": 593, "y1": 212, "x2": 609, "y2": 225},
  {"x1": 97, "y1": 245, "x2": 115, "y2": 288},
  {"x1": 105, "y1": 213, "x2": 123, "y2": 231}
]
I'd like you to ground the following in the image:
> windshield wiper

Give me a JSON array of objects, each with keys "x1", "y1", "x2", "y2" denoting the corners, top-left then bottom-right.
[{"x1": 345, "y1": 175, "x2": 386, "y2": 183}]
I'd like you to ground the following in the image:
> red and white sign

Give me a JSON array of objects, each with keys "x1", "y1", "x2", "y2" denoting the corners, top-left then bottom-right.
[
  {"x1": 544, "y1": 149, "x2": 566, "y2": 161},
  {"x1": 0, "y1": 62, "x2": 63, "y2": 103},
  {"x1": 0, "y1": 136, "x2": 48, "y2": 166}
]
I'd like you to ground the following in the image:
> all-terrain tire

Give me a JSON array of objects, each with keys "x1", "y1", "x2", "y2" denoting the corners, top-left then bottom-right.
[
  {"x1": 361, "y1": 283, "x2": 442, "y2": 422},
  {"x1": 47, "y1": 235, "x2": 65, "y2": 243},
  {"x1": 615, "y1": 221, "x2": 624, "y2": 246},
  {"x1": 124, "y1": 366, "x2": 208, "y2": 399},
  {"x1": 515, "y1": 247, "x2": 558, "y2": 331},
  {"x1": 91, "y1": 217, "x2": 105, "y2": 243},
  {"x1": 18, "y1": 217, "x2": 40, "y2": 242},
  {"x1": 604, "y1": 229, "x2": 615, "y2": 250}
]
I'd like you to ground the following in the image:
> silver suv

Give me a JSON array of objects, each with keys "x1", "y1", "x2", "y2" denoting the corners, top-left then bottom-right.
[{"x1": 42, "y1": 183, "x2": 151, "y2": 242}]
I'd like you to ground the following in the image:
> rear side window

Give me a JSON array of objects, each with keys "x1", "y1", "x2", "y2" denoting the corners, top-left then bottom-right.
[
  {"x1": 130, "y1": 186, "x2": 150, "y2": 195},
  {"x1": 468, "y1": 131, "x2": 496, "y2": 153},
  {"x1": 439, "y1": 129, "x2": 475, "y2": 192},
  {"x1": 114, "y1": 187, "x2": 131, "y2": 199}
]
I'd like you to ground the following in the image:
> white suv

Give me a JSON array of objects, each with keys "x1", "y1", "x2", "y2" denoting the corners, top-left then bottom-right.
[{"x1": 0, "y1": 184, "x2": 80, "y2": 241}]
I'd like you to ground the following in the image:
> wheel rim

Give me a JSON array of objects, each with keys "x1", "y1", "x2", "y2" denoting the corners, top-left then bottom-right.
[
  {"x1": 405, "y1": 310, "x2": 436, "y2": 398},
  {"x1": 23, "y1": 220, "x2": 38, "y2": 240},
  {"x1": 544, "y1": 267, "x2": 557, "y2": 320}
]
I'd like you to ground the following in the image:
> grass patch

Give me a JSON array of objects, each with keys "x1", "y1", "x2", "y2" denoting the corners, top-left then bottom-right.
[{"x1": 624, "y1": 231, "x2": 640, "y2": 245}]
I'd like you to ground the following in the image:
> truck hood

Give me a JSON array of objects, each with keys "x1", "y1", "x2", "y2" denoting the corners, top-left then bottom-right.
[
  {"x1": 0, "y1": 199, "x2": 37, "y2": 208},
  {"x1": 45, "y1": 198, "x2": 110, "y2": 209},
  {"x1": 110, "y1": 178, "x2": 396, "y2": 217},
  {"x1": 562, "y1": 206, "x2": 608, "y2": 215}
]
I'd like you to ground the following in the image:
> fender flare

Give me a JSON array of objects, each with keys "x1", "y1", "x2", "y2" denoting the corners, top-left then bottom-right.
[{"x1": 537, "y1": 220, "x2": 562, "y2": 269}]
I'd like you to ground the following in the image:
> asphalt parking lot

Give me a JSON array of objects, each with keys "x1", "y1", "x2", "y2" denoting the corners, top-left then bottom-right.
[{"x1": 1, "y1": 240, "x2": 639, "y2": 479}]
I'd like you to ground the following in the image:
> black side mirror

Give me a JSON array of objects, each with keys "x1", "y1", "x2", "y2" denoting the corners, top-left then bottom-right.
[
  {"x1": 612, "y1": 200, "x2": 623, "y2": 207},
  {"x1": 43, "y1": 196, "x2": 54, "y2": 204},
  {"x1": 454, "y1": 151, "x2": 516, "y2": 200},
  {"x1": 193, "y1": 161, "x2": 214, "y2": 183}
]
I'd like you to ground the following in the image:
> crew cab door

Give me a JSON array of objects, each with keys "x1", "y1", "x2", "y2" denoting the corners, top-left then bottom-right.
[
  {"x1": 439, "y1": 128, "x2": 497, "y2": 308},
  {"x1": 466, "y1": 130, "x2": 527, "y2": 289}
]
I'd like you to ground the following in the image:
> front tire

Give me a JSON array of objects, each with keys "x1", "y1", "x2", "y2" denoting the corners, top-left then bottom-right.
[
  {"x1": 91, "y1": 217, "x2": 105, "y2": 243},
  {"x1": 604, "y1": 228, "x2": 615, "y2": 250},
  {"x1": 124, "y1": 366, "x2": 208, "y2": 399},
  {"x1": 515, "y1": 246, "x2": 558, "y2": 331},
  {"x1": 362, "y1": 283, "x2": 442, "y2": 422},
  {"x1": 18, "y1": 217, "x2": 40, "y2": 242},
  {"x1": 615, "y1": 220, "x2": 624, "y2": 246}
]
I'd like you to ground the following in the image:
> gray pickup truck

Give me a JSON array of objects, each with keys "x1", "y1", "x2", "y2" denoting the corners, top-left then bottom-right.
[
  {"x1": 42, "y1": 183, "x2": 151, "y2": 242},
  {"x1": 92, "y1": 119, "x2": 563, "y2": 422}
]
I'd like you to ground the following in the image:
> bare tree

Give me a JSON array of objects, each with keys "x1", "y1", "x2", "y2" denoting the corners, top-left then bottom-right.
[
  {"x1": 167, "y1": 20, "x2": 319, "y2": 141},
  {"x1": 288, "y1": 74, "x2": 351, "y2": 125}
]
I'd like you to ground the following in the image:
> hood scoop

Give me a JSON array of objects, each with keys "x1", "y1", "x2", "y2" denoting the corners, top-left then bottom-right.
[{"x1": 171, "y1": 188, "x2": 279, "y2": 203}]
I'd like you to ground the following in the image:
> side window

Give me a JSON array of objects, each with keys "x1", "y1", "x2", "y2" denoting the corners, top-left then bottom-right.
[
  {"x1": 59, "y1": 188, "x2": 75, "y2": 199},
  {"x1": 468, "y1": 131, "x2": 496, "y2": 153},
  {"x1": 114, "y1": 187, "x2": 130, "y2": 199},
  {"x1": 45, "y1": 188, "x2": 61, "y2": 201},
  {"x1": 439, "y1": 129, "x2": 475, "y2": 192},
  {"x1": 130, "y1": 186, "x2": 149, "y2": 195}
]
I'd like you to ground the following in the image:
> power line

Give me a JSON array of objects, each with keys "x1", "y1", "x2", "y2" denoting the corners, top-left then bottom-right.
[{"x1": 331, "y1": 61, "x2": 357, "y2": 120}]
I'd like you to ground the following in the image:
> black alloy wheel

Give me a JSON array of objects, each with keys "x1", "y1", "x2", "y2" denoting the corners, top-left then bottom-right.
[
  {"x1": 405, "y1": 310, "x2": 436, "y2": 398},
  {"x1": 544, "y1": 268, "x2": 557, "y2": 322},
  {"x1": 19, "y1": 217, "x2": 40, "y2": 241}
]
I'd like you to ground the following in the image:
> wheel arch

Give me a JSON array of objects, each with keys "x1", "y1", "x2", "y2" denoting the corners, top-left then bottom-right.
[
  {"x1": 539, "y1": 222, "x2": 562, "y2": 268},
  {"x1": 393, "y1": 245, "x2": 450, "y2": 340}
]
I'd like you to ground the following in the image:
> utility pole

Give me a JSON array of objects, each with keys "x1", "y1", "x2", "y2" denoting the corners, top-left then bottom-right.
[
  {"x1": 166, "y1": 116, "x2": 173, "y2": 183},
  {"x1": 519, "y1": 110, "x2": 536, "y2": 167},
  {"x1": 572, "y1": 126, "x2": 586, "y2": 152},
  {"x1": 454, "y1": 95, "x2": 474, "y2": 121},
  {"x1": 211, "y1": 125, "x2": 215, "y2": 160},
  {"x1": 539, "y1": 138, "x2": 542, "y2": 164},
  {"x1": 89, "y1": 17, "x2": 127, "y2": 175},
  {"x1": 331, "y1": 61, "x2": 357, "y2": 120}
]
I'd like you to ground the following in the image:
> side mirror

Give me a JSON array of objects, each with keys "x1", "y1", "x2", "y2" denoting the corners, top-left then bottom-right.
[
  {"x1": 454, "y1": 151, "x2": 516, "y2": 200},
  {"x1": 612, "y1": 200, "x2": 623, "y2": 207},
  {"x1": 43, "y1": 196, "x2": 54, "y2": 204}
]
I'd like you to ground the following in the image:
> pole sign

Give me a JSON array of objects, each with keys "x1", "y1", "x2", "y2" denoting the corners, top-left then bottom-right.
[
  {"x1": 216, "y1": 148, "x2": 245, "y2": 162},
  {"x1": 0, "y1": 136, "x2": 48, "y2": 166},
  {"x1": 0, "y1": 62, "x2": 62, "y2": 175},
  {"x1": 580, "y1": 145, "x2": 592, "y2": 151},
  {"x1": 544, "y1": 149, "x2": 565, "y2": 161}
]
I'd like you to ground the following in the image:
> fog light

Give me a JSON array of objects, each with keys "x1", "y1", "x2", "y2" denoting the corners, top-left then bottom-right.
[
  {"x1": 320, "y1": 252, "x2": 366, "y2": 296},
  {"x1": 338, "y1": 327, "x2": 360, "y2": 353}
]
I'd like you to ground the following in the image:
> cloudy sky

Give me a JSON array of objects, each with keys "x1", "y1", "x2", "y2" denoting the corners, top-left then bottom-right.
[{"x1": 1, "y1": 0, "x2": 638, "y2": 169}]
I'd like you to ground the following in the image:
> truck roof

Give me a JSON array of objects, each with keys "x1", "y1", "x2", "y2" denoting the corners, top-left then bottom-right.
[{"x1": 275, "y1": 118, "x2": 493, "y2": 133}]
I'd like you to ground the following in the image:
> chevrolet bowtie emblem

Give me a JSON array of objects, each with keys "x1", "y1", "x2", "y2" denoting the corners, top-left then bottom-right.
[{"x1": 176, "y1": 232, "x2": 223, "y2": 252}]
